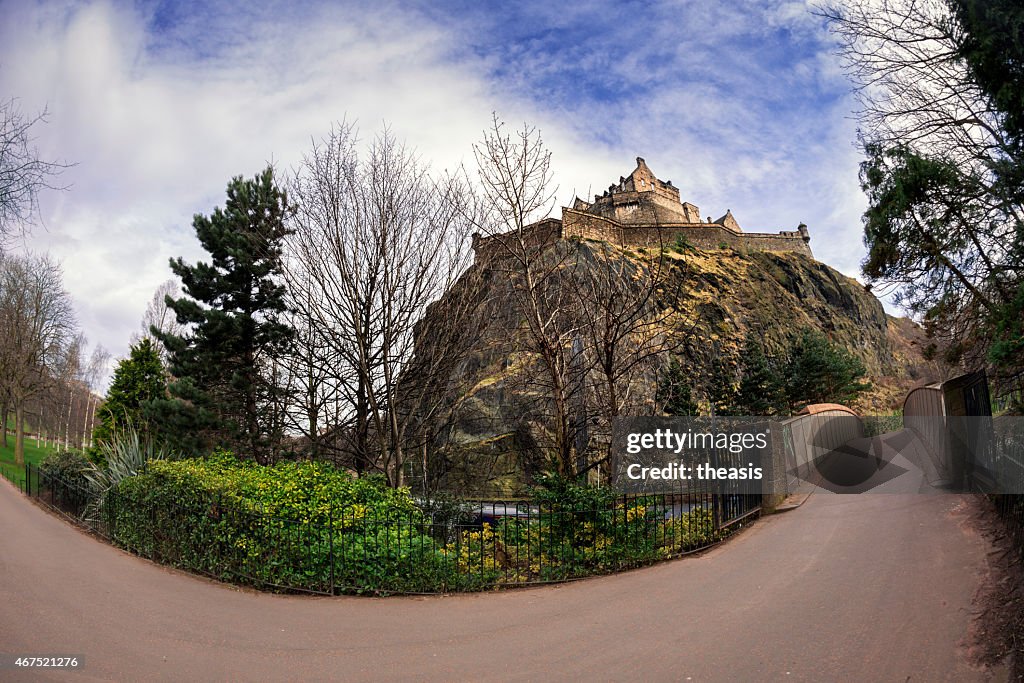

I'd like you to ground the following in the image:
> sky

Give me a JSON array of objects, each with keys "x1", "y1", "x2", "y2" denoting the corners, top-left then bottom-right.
[{"x1": 0, "y1": 0, "x2": 877, "y2": 388}]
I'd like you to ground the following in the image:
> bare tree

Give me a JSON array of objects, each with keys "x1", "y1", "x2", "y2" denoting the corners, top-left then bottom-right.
[
  {"x1": 133, "y1": 279, "x2": 184, "y2": 359},
  {"x1": 285, "y1": 123, "x2": 479, "y2": 486},
  {"x1": 469, "y1": 115, "x2": 709, "y2": 481},
  {"x1": 820, "y1": 0, "x2": 1007, "y2": 164},
  {"x1": 0, "y1": 99, "x2": 71, "y2": 242},
  {"x1": 471, "y1": 115, "x2": 585, "y2": 477},
  {"x1": 568, "y1": 242, "x2": 690, "y2": 477},
  {"x1": 0, "y1": 253, "x2": 77, "y2": 463},
  {"x1": 276, "y1": 292, "x2": 346, "y2": 462},
  {"x1": 0, "y1": 384, "x2": 10, "y2": 448},
  {"x1": 78, "y1": 344, "x2": 109, "y2": 447}
]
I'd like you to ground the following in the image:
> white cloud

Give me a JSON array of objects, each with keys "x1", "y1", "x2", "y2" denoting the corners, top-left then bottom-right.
[
  {"x1": 0, "y1": 0, "x2": 895, "y2": 387},
  {"x1": 0, "y1": 0, "x2": 525, "y2": 385}
]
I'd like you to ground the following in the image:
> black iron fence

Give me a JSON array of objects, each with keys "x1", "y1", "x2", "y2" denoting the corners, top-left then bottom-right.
[
  {"x1": 0, "y1": 458, "x2": 31, "y2": 491},
  {"x1": 981, "y1": 421, "x2": 1024, "y2": 554},
  {"x1": 22, "y1": 462, "x2": 759, "y2": 595}
]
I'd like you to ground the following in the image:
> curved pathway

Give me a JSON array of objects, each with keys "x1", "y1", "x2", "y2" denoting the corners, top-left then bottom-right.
[{"x1": 0, "y1": 478, "x2": 998, "y2": 681}]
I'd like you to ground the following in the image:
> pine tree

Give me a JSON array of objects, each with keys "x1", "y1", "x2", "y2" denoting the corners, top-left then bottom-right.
[
  {"x1": 657, "y1": 357, "x2": 699, "y2": 416},
  {"x1": 784, "y1": 328, "x2": 870, "y2": 412},
  {"x1": 735, "y1": 335, "x2": 785, "y2": 416},
  {"x1": 90, "y1": 337, "x2": 167, "y2": 464},
  {"x1": 706, "y1": 351, "x2": 739, "y2": 416},
  {"x1": 952, "y1": 0, "x2": 1024, "y2": 385},
  {"x1": 151, "y1": 167, "x2": 293, "y2": 462}
]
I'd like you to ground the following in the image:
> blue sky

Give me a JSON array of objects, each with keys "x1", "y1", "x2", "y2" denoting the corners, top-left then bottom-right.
[{"x1": 0, "y1": 0, "x2": 874, "y2": 386}]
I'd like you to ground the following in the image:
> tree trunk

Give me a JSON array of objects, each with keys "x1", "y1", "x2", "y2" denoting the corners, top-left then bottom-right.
[
  {"x1": 81, "y1": 394, "x2": 91, "y2": 449},
  {"x1": 64, "y1": 389, "x2": 73, "y2": 450},
  {"x1": 1, "y1": 399, "x2": 8, "y2": 449},
  {"x1": 355, "y1": 377, "x2": 369, "y2": 476},
  {"x1": 14, "y1": 403, "x2": 25, "y2": 466}
]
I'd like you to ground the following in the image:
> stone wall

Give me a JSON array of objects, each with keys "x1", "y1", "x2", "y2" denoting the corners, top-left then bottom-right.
[
  {"x1": 561, "y1": 209, "x2": 813, "y2": 258},
  {"x1": 562, "y1": 209, "x2": 623, "y2": 244},
  {"x1": 471, "y1": 218, "x2": 563, "y2": 263},
  {"x1": 472, "y1": 213, "x2": 813, "y2": 263}
]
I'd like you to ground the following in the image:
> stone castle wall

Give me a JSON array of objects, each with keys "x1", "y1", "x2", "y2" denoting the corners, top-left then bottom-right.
[
  {"x1": 470, "y1": 156, "x2": 814, "y2": 263},
  {"x1": 465, "y1": 157, "x2": 816, "y2": 262},
  {"x1": 471, "y1": 218, "x2": 563, "y2": 263},
  {"x1": 560, "y1": 209, "x2": 813, "y2": 258}
]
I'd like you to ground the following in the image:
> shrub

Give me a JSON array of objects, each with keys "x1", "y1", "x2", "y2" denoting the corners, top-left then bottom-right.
[
  {"x1": 864, "y1": 413, "x2": 903, "y2": 437},
  {"x1": 101, "y1": 459, "x2": 731, "y2": 593},
  {"x1": 37, "y1": 450, "x2": 92, "y2": 508},
  {"x1": 523, "y1": 475, "x2": 668, "y2": 578},
  {"x1": 38, "y1": 450, "x2": 91, "y2": 489},
  {"x1": 82, "y1": 425, "x2": 172, "y2": 523},
  {"x1": 662, "y1": 507, "x2": 717, "y2": 551},
  {"x1": 103, "y1": 454, "x2": 455, "y2": 593},
  {"x1": 418, "y1": 494, "x2": 480, "y2": 544},
  {"x1": 671, "y1": 234, "x2": 694, "y2": 253}
]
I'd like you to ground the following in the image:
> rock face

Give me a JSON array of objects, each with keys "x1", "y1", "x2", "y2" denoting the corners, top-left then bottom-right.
[{"x1": 417, "y1": 238, "x2": 931, "y2": 496}]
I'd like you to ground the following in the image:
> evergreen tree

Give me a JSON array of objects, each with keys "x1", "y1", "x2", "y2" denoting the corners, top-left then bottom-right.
[
  {"x1": 825, "y1": 0, "x2": 1024, "y2": 390},
  {"x1": 151, "y1": 167, "x2": 293, "y2": 462},
  {"x1": 90, "y1": 337, "x2": 167, "y2": 464},
  {"x1": 952, "y1": 0, "x2": 1024, "y2": 384},
  {"x1": 657, "y1": 357, "x2": 698, "y2": 416},
  {"x1": 784, "y1": 328, "x2": 870, "y2": 412},
  {"x1": 706, "y1": 351, "x2": 739, "y2": 416},
  {"x1": 735, "y1": 335, "x2": 785, "y2": 415},
  {"x1": 953, "y1": 0, "x2": 1024, "y2": 157}
]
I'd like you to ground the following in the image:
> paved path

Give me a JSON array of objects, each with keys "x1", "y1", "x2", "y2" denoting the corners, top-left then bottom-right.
[{"x1": 0, "y1": 477, "x2": 998, "y2": 682}]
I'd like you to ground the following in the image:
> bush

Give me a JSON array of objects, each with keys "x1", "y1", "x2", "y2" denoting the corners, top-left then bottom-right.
[
  {"x1": 38, "y1": 450, "x2": 91, "y2": 489},
  {"x1": 671, "y1": 234, "x2": 694, "y2": 253},
  {"x1": 36, "y1": 450, "x2": 94, "y2": 519},
  {"x1": 864, "y1": 413, "x2": 903, "y2": 437},
  {"x1": 103, "y1": 453, "x2": 456, "y2": 593},
  {"x1": 82, "y1": 425, "x2": 173, "y2": 524},
  {"x1": 523, "y1": 475, "x2": 669, "y2": 578},
  {"x1": 663, "y1": 507, "x2": 717, "y2": 551},
  {"x1": 101, "y1": 459, "x2": 732, "y2": 593},
  {"x1": 37, "y1": 449, "x2": 91, "y2": 495},
  {"x1": 418, "y1": 494, "x2": 480, "y2": 544}
]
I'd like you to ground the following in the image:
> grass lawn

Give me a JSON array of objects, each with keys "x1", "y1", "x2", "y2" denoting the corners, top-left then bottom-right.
[{"x1": 0, "y1": 430, "x2": 61, "y2": 490}]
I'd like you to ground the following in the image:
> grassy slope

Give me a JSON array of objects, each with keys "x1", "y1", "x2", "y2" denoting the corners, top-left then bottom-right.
[{"x1": 0, "y1": 422, "x2": 61, "y2": 489}]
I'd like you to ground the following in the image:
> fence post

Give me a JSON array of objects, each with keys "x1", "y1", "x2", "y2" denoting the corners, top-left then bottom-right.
[
  {"x1": 328, "y1": 503, "x2": 335, "y2": 596},
  {"x1": 711, "y1": 481, "x2": 721, "y2": 531}
]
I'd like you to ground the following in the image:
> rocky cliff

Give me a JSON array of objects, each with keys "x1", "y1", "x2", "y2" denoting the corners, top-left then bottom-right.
[{"x1": 416, "y1": 238, "x2": 935, "y2": 495}]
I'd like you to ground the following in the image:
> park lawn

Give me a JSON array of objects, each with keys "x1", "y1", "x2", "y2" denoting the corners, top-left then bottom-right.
[{"x1": 0, "y1": 432, "x2": 60, "y2": 490}]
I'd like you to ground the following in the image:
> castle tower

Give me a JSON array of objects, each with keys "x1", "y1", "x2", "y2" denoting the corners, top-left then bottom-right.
[
  {"x1": 585, "y1": 158, "x2": 701, "y2": 225},
  {"x1": 713, "y1": 210, "x2": 742, "y2": 234}
]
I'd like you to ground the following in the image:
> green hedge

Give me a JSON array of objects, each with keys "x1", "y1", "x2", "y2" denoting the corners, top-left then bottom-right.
[
  {"x1": 104, "y1": 453, "x2": 457, "y2": 593},
  {"x1": 101, "y1": 455, "x2": 737, "y2": 593},
  {"x1": 38, "y1": 450, "x2": 92, "y2": 490}
]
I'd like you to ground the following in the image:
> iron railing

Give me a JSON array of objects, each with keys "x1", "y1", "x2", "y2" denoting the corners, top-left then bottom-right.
[{"x1": 22, "y1": 462, "x2": 759, "y2": 595}]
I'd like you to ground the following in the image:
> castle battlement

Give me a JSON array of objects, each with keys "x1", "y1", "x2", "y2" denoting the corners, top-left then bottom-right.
[{"x1": 472, "y1": 158, "x2": 813, "y2": 261}]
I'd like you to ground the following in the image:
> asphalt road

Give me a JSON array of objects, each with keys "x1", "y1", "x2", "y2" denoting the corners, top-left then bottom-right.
[{"x1": 0, "y1": 477, "x2": 998, "y2": 682}]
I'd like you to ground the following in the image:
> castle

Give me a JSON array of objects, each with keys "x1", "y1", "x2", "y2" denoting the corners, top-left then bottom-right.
[{"x1": 472, "y1": 157, "x2": 813, "y2": 260}]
